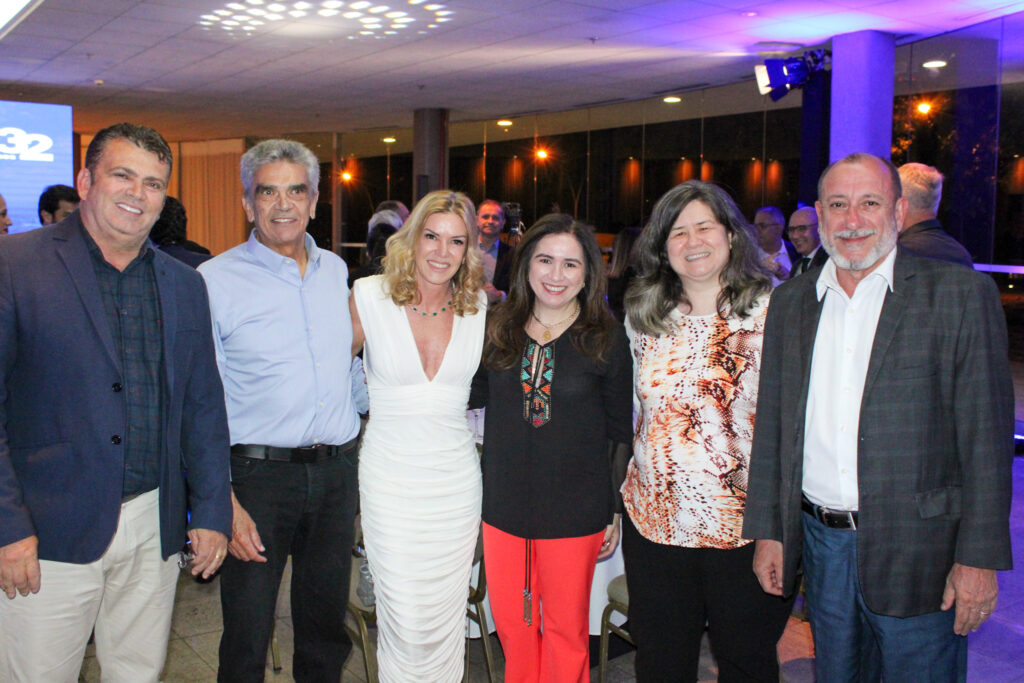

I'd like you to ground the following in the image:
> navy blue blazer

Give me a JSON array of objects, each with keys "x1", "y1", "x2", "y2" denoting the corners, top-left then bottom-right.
[{"x1": 0, "y1": 216, "x2": 233, "y2": 563}]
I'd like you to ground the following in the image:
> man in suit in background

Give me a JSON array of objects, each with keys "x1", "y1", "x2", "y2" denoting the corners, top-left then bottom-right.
[
  {"x1": 38, "y1": 183, "x2": 80, "y2": 226},
  {"x1": 787, "y1": 206, "x2": 827, "y2": 276},
  {"x1": 743, "y1": 153, "x2": 1013, "y2": 681},
  {"x1": 0, "y1": 123, "x2": 232, "y2": 680},
  {"x1": 897, "y1": 162, "x2": 973, "y2": 268},
  {"x1": 477, "y1": 198, "x2": 513, "y2": 303},
  {"x1": 754, "y1": 205, "x2": 799, "y2": 279}
]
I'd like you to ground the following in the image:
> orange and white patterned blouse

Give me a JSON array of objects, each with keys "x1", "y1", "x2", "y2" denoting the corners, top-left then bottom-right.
[{"x1": 623, "y1": 293, "x2": 770, "y2": 548}]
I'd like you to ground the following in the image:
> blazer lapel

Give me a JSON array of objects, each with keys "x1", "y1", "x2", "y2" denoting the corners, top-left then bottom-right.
[
  {"x1": 862, "y1": 252, "x2": 911, "y2": 400},
  {"x1": 153, "y1": 253, "x2": 178, "y2": 394},
  {"x1": 53, "y1": 219, "x2": 120, "y2": 370}
]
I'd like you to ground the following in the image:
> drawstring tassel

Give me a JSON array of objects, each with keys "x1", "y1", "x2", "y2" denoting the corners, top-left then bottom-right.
[{"x1": 522, "y1": 538, "x2": 532, "y2": 625}]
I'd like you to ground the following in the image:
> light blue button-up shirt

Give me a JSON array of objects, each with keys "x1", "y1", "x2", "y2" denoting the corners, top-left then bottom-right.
[{"x1": 199, "y1": 231, "x2": 361, "y2": 447}]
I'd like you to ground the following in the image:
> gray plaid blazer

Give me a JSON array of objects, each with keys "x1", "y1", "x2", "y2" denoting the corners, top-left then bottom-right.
[{"x1": 743, "y1": 247, "x2": 1014, "y2": 617}]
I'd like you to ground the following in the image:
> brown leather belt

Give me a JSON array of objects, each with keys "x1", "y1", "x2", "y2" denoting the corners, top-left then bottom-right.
[
  {"x1": 231, "y1": 437, "x2": 358, "y2": 464},
  {"x1": 801, "y1": 495, "x2": 858, "y2": 530}
]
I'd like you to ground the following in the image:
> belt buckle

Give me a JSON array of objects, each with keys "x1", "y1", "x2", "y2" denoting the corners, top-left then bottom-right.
[{"x1": 292, "y1": 446, "x2": 321, "y2": 464}]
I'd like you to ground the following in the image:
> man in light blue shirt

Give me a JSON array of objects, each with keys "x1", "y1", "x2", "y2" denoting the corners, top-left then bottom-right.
[{"x1": 199, "y1": 139, "x2": 361, "y2": 681}]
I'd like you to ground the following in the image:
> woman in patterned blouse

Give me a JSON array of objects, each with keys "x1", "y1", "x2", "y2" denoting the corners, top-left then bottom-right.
[
  {"x1": 470, "y1": 214, "x2": 633, "y2": 682},
  {"x1": 622, "y1": 181, "x2": 793, "y2": 681}
]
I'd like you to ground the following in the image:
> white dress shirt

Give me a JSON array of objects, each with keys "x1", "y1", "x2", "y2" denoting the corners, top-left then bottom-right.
[
  {"x1": 199, "y1": 231, "x2": 361, "y2": 447},
  {"x1": 802, "y1": 247, "x2": 897, "y2": 510}
]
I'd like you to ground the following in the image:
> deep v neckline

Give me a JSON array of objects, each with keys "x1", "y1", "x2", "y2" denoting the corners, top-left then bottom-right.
[{"x1": 401, "y1": 304, "x2": 456, "y2": 383}]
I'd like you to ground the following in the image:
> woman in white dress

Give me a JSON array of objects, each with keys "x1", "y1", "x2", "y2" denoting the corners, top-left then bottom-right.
[{"x1": 349, "y1": 190, "x2": 487, "y2": 681}]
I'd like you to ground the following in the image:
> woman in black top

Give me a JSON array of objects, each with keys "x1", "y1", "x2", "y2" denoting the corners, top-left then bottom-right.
[{"x1": 470, "y1": 214, "x2": 632, "y2": 682}]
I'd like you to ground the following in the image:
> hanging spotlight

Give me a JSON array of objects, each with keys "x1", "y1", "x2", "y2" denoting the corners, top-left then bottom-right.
[{"x1": 755, "y1": 49, "x2": 830, "y2": 101}]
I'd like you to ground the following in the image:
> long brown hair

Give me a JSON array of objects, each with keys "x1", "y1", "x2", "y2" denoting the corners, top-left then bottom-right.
[{"x1": 484, "y1": 214, "x2": 615, "y2": 370}]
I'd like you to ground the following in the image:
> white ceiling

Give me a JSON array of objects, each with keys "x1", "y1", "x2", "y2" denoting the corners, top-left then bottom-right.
[{"x1": 1, "y1": 0, "x2": 1022, "y2": 141}]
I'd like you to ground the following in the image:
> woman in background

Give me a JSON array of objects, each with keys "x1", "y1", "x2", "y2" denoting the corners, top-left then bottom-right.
[
  {"x1": 350, "y1": 190, "x2": 486, "y2": 681},
  {"x1": 622, "y1": 181, "x2": 792, "y2": 681},
  {"x1": 606, "y1": 226, "x2": 640, "y2": 322},
  {"x1": 471, "y1": 214, "x2": 633, "y2": 682}
]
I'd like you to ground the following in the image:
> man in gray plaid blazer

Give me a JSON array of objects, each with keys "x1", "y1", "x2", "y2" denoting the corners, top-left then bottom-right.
[{"x1": 743, "y1": 153, "x2": 1013, "y2": 682}]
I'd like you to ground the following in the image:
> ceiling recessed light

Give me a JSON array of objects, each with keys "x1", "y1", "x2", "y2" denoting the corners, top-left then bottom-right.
[
  {"x1": 394, "y1": 16, "x2": 413, "y2": 22},
  {"x1": 227, "y1": 2, "x2": 246, "y2": 9},
  {"x1": 369, "y1": 5, "x2": 389, "y2": 13},
  {"x1": 663, "y1": 95, "x2": 681, "y2": 103},
  {"x1": 343, "y1": 10, "x2": 362, "y2": 17},
  {"x1": 293, "y1": 1, "x2": 313, "y2": 8},
  {"x1": 497, "y1": 119, "x2": 512, "y2": 127},
  {"x1": 201, "y1": 14, "x2": 221, "y2": 20},
  {"x1": 322, "y1": 0, "x2": 343, "y2": 7},
  {"x1": 382, "y1": 136, "x2": 396, "y2": 143},
  {"x1": 424, "y1": 3, "x2": 443, "y2": 9},
  {"x1": 435, "y1": 9, "x2": 452, "y2": 15},
  {"x1": 246, "y1": 0, "x2": 264, "y2": 4},
  {"x1": 385, "y1": 10, "x2": 406, "y2": 17},
  {"x1": 436, "y1": 16, "x2": 450, "y2": 21},
  {"x1": 351, "y1": 1, "x2": 371, "y2": 7},
  {"x1": 247, "y1": 7, "x2": 266, "y2": 14},
  {"x1": 214, "y1": 9, "x2": 232, "y2": 15},
  {"x1": 267, "y1": 3, "x2": 286, "y2": 10},
  {"x1": 922, "y1": 59, "x2": 947, "y2": 68}
]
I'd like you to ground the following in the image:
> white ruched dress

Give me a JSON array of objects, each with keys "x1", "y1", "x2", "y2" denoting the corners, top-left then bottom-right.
[{"x1": 353, "y1": 275, "x2": 485, "y2": 682}]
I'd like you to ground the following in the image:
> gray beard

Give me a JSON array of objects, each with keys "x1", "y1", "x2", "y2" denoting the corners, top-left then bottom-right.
[{"x1": 820, "y1": 225, "x2": 897, "y2": 271}]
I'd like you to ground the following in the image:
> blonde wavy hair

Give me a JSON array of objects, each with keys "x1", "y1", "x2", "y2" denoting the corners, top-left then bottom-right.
[{"x1": 381, "y1": 190, "x2": 485, "y2": 316}]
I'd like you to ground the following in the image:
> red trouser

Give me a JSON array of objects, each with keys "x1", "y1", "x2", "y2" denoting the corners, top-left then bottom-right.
[{"x1": 482, "y1": 522, "x2": 604, "y2": 683}]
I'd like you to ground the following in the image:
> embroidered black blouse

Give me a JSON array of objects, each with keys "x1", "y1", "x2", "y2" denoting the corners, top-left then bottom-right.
[{"x1": 469, "y1": 322, "x2": 633, "y2": 539}]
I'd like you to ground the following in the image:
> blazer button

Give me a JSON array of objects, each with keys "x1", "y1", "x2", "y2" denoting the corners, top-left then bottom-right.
[
  {"x1": 112, "y1": 383, "x2": 123, "y2": 392},
  {"x1": 111, "y1": 435, "x2": 122, "y2": 445}
]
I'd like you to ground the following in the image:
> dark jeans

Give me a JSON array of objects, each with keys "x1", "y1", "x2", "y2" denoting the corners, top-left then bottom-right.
[
  {"x1": 801, "y1": 513, "x2": 966, "y2": 683},
  {"x1": 622, "y1": 515, "x2": 794, "y2": 682},
  {"x1": 218, "y1": 450, "x2": 358, "y2": 682}
]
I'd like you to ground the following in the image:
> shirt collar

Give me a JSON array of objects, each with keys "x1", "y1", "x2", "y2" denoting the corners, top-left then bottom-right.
[
  {"x1": 480, "y1": 238, "x2": 500, "y2": 258},
  {"x1": 80, "y1": 222, "x2": 155, "y2": 268},
  {"x1": 816, "y1": 244, "x2": 896, "y2": 301},
  {"x1": 244, "y1": 229, "x2": 319, "y2": 272}
]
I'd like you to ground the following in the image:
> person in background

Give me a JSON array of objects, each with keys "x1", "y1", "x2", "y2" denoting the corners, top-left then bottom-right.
[
  {"x1": 477, "y1": 198, "x2": 514, "y2": 304},
  {"x1": 744, "y1": 154, "x2": 1012, "y2": 681},
  {"x1": 375, "y1": 199, "x2": 410, "y2": 224},
  {"x1": 348, "y1": 208, "x2": 402, "y2": 288},
  {"x1": 623, "y1": 181, "x2": 791, "y2": 681},
  {"x1": 0, "y1": 193, "x2": 11, "y2": 234},
  {"x1": 753, "y1": 206, "x2": 797, "y2": 280},
  {"x1": 787, "y1": 206, "x2": 827, "y2": 277},
  {"x1": 471, "y1": 214, "x2": 632, "y2": 682},
  {"x1": 606, "y1": 226, "x2": 640, "y2": 321},
  {"x1": 0, "y1": 122, "x2": 231, "y2": 681},
  {"x1": 897, "y1": 162, "x2": 973, "y2": 268},
  {"x1": 200, "y1": 139, "x2": 362, "y2": 681},
  {"x1": 149, "y1": 196, "x2": 212, "y2": 269},
  {"x1": 37, "y1": 184, "x2": 80, "y2": 226}
]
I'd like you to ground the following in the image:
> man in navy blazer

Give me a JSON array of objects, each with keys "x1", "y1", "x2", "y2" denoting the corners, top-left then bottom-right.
[
  {"x1": 0, "y1": 123, "x2": 232, "y2": 681},
  {"x1": 743, "y1": 153, "x2": 1012, "y2": 681}
]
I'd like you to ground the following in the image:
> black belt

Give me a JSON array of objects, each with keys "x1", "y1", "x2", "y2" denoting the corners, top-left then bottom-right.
[
  {"x1": 802, "y1": 495, "x2": 858, "y2": 530},
  {"x1": 231, "y1": 437, "x2": 358, "y2": 464}
]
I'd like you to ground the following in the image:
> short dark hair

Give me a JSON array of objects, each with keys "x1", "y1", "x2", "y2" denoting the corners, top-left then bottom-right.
[
  {"x1": 148, "y1": 196, "x2": 187, "y2": 246},
  {"x1": 477, "y1": 199, "x2": 504, "y2": 217},
  {"x1": 85, "y1": 122, "x2": 173, "y2": 176},
  {"x1": 38, "y1": 184, "x2": 80, "y2": 220}
]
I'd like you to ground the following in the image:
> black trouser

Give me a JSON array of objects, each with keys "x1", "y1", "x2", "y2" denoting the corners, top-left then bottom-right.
[
  {"x1": 218, "y1": 450, "x2": 358, "y2": 682},
  {"x1": 622, "y1": 515, "x2": 794, "y2": 682}
]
